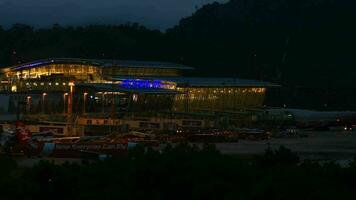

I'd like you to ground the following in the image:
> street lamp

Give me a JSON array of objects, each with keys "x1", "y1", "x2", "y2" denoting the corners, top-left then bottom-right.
[
  {"x1": 102, "y1": 92, "x2": 105, "y2": 113},
  {"x1": 83, "y1": 92, "x2": 88, "y2": 115},
  {"x1": 63, "y1": 93, "x2": 68, "y2": 114},
  {"x1": 42, "y1": 93, "x2": 47, "y2": 114},
  {"x1": 68, "y1": 81, "x2": 75, "y2": 116},
  {"x1": 27, "y1": 96, "x2": 32, "y2": 113}
]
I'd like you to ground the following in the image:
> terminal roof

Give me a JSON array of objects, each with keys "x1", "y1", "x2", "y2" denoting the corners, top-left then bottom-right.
[
  {"x1": 110, "y1": 76, "x2": 280, "y2": 88},
  {"x1": 169, "y1": 77, "x2": 279, "y2": 87},
  {"x1": 2, "y1": 58, "x2": 194, "y2": 72},
  {"x1": 77, "y1": 83, "x2": 180, "y2": 95}
]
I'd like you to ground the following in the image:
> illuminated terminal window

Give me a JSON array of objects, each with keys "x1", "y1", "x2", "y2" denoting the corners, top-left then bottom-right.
[
  {"x1": 6, "y1": 64, "x2": 99, "y2": 80},
  {"x1": 174, "y1": 87, "x2": 267, "y2": 112}
]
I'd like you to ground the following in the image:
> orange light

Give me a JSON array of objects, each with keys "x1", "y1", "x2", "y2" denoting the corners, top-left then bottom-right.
[
  {"x1": 68, "y1": 81, "x2": 75, "y2": 86},
  {"x1": 42, "y1": 93, "x2": 47, "y2": 96},
  {"x1": 64, "y1": 93, "x2": 69, "y2": 96}
]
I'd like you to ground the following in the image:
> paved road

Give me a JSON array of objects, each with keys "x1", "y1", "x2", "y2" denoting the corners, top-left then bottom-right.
[{"x1": 216, "y1": 131, "x2": 356, "y2": 161}]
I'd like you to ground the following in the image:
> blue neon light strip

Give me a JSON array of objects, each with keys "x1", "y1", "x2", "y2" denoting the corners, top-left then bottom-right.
[{"x1": 122, "y1": 79, "x2": 165, "y2": 89}]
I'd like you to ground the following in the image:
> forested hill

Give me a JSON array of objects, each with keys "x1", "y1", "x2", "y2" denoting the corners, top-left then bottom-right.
[
  {"x1": 167, "y1": 0, "x2": 356, "y2": 87},
  {"x1": 0, "y1": 0, "x2": 355, "y2": 88},
  {"x1": 0, "y1": 24, "x2": 168, "y2": 67}
]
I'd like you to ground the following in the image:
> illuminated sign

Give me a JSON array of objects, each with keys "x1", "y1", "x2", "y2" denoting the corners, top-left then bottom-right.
[{"x1": 122, "y1": 79, "x2": 168, "y2": 89}]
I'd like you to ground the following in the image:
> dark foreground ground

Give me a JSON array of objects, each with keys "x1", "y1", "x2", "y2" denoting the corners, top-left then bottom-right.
[
  {"x1": 15, "y1": 131, "x2": 356, "y2": 167},
  {"x1": 1, "y1": 137, "x2": 356, "y2": 200}
]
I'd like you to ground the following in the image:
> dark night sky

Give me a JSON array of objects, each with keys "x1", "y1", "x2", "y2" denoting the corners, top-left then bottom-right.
[{"x1": 0, "y1": 0, "x2": 227, "y2": 30}]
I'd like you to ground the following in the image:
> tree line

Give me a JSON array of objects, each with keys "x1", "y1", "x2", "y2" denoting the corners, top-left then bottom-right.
[{"x1": 0, "y1": 143, "x2": 355, "y2": 199}]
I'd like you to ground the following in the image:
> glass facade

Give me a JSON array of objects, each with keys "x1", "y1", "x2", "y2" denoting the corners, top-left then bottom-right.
[
  {"x1": 5, "y1": 64, "x2": 99, "y2": 81},
  {"x1": 174, "y1": 87, "x2": 266, "y2": 112},
  {"x1": 0, "y1": 60, "x2": 270, "y2": 116}
]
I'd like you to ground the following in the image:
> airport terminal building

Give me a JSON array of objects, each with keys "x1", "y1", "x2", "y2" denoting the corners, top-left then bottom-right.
[{"x1": 0, "y1": 58, "x2": 277, "y2": 117}]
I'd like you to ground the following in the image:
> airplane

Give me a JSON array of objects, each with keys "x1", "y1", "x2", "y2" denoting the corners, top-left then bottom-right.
[{"x1": 266, "y1": 108, "x2": 356, "y2": 130}]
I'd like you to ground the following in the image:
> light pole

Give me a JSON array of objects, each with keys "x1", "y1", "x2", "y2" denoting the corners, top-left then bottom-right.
[
  {"x1": 26, "y1": 96, "x2": 32, "y2": 113},
  {"x1": 68, "y1": 81, "x2": 75, "y2": 116},
  {"x1": 83, "y1": 92, "x2": 88, "y2": 115},
  {"x1": 42, "y1": 93, "x2": 47, "y2": 114},
  {"x1": 102, "y1": 92, "x2": 105, "y2": 114},
  {"x1": 63, "y1": 93, "x2": 68, "y2": 115}
]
